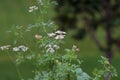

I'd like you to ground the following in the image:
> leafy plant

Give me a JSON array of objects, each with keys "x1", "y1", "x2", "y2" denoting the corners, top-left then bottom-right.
[{"x1": 0, "y1": 0, "x2": 117, "y2": 80}]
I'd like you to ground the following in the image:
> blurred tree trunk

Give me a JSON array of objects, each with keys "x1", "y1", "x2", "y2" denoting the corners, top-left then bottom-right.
[{"x1": 103, "y1": 0, "x2": 112, "y2": 80}]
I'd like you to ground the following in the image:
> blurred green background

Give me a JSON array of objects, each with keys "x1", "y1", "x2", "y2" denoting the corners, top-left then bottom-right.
[{"x1": 0, "y1": 0, "x2": 120, "y2": 80}]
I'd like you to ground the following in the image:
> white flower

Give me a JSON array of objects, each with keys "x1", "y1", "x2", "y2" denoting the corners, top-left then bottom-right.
[
  {"x1": 45, "y1": 44, "x2": 60, "y2": 53},
  {"x1": 55, "y1": 35, "x2": 65, "y2": 40},
  {"x1": 72, "y1": 45, "x2": 80, "y2": 52},
  {"x1": 13, "y1": 45, "x2": 28, "y2": 52},
  {"x1": 18, "y1": 45, "x2": 28, "y2": 52},
  {"x1": 46, "y1": 47, "x2": 55, "y2": 53},
  {"x1": 28, "y1": 9, "x2": 33, "y2": 12},
  {"x1": 47, "y1": 30, "x2": 66, "y2": 39},
  {"x1": 53, "y1": 45, "x2": 60, "y2": 49},
  {"x1": 28, "y1": 6, "x2": 38, "y2": 12},
  {"x1": 45, "y1": 44, "x2": 52, "y2": 49},
  {"x1": 0, "y1": 45, "x2": 11, "y2": 50},
  {"x1": 13, "y1": 47, "x2": 20, "y2": 52},
  {"x1": 35, "y1": 34, "x2": 42, "y2": 39},
  {"x1": 55, "y1": 30, "x2": 66, "y2": 35},
  {"x1": 48, "y1": 33, "x2": 56, "y2": 37}
]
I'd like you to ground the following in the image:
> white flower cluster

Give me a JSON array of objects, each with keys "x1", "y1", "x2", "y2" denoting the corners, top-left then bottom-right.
[
  {"x1": 13, "y1": 45, "x2": 28, "y2": 52},
  {"x1": 45, "y1": 44, "x2": 60, "y2": 53},
  {"x1": 72, "y1": 45, "x2": 80, "y2": 52},
  {"x1": 48, "y1": 30, "x2": 66, "y2": 40},
  {"x1": 0, "y1": 45, "x2": 11, "y2": 50},
  {"x1": 28, "y1": 6, "x2": 38, "y2": 12}
]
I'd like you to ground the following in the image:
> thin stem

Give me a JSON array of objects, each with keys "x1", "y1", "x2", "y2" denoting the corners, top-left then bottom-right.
[
  {"x1": 7, "y1": 52, "x2": 22, "y2": 80},
  {"x1": 67, "y1": 72, "x2": 70, "y2": 80},
  {"x1": 103, "y1": 0, "x2": 112, "y2": 80}
]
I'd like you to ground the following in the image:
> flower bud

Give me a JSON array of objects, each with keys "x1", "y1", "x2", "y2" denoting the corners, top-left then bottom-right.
[{"x1": 35, "y1": 34, "x2": 42, "y2": 39}]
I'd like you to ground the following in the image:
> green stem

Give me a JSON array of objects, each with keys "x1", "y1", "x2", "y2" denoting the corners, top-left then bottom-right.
[
  {"x1": 7, "y1": 52, "x2": 22, "y2": 80},
  {"x1": 67, "y1": 72, "x2": 70, "y2": 80},
  {"x1": 49, "y1": 59, "x2": 55, "y2": 80}
]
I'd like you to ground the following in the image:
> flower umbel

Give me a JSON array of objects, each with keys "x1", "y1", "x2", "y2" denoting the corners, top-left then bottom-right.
[
  {"x1": 48, "y1": 30, "x2": 66, "y2": 40},
  {"x1": 72, "y1": 45, "x2": 80, "y2": 52},
  {"x1": 45, "y1": 44, "x2": 60, "y2": 53},
  {"x1": 0, "y1": 45, "x2": 11, "y2": 50},
  {"x1": 13, "y1": 45, "x2": 28, "y2": 52},
  {"x1": 46, "y1": 47, "x2": 55, "y2": 53},
  {"x1": 28, "y1": 5, "x2": 38, "y2": 12}
]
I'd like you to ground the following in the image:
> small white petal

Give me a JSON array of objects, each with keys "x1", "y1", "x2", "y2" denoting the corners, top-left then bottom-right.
[
  {"x1": 55, "y1": 35, "x2": 65, "y2": 40},
  {"x1": 47, "y1": 48, "x2": 55, "y2": 53},
  {"x1": 48, "y1": 33, "x2": 56, "y2": 37},
  {"x1": 34, "y1": 6, "x2": 38, "y2": 9},
  {"x1": 13, "y1": 47, "x2": 20, "y2": 52},
  {"x1": 35, "y1": 34, "x2": 42, "y2": 39},
  {"x1": 29, "y1": 6, "x2": 34, "y2": 9},
  {"x1": 18, "y1": 45, "x2": 28, "y2": 52},
  {"x1": 53, "y1": 45, "x2": 60, "y2": 49},
  {"x1": 72, "y1": 45, "x2": 80, "y2": 52},
  {"x1": 28, "y1": 5, "x2": 38, "y2": 13},
  {"x1": 55, "y1": 30, "x2": 66, "y2": 35},
  {"x1": 45, "y1": 44, "x2": 52, "y2": 48},
  {"x1": 28, "y1": 9, "x2": 33, "y2": 12}
]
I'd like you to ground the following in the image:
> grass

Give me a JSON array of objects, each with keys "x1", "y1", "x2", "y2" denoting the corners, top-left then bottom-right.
[{"x1": 0, "y1": 0, "x2": 120, "y2": 80}]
